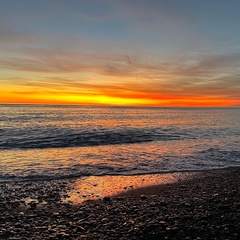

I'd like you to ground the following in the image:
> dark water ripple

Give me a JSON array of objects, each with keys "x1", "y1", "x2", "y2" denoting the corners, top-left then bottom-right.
[
  {"x1": 1, "y1": 106, "x2": 239, "y2": 182},
  {"x1": 0, "y1": 127, "x2": 189, "y2": 149}
]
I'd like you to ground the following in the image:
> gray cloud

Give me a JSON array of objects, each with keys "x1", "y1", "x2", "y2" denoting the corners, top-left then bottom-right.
[{"x1": 0, "y1": 26, "x2": 39, "y2": 46}]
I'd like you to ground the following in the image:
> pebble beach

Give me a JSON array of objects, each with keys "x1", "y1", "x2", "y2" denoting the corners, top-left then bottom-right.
[{"x1": 1, "y1": 167, "x2": 239, "y2": 240}]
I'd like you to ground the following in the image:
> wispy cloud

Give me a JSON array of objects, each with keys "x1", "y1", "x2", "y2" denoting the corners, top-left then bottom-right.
[
  {"x1": 1, "y1": 46, "x2": 240, "y2": 101},
  {"x1": 0, "y1": 26, "x2": 39, "y2": 46}
]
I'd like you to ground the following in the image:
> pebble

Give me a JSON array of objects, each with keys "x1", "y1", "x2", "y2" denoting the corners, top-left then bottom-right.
[
  {"x1": 140, "y1": 194, "x2": 147, "y2": 199},
  {"x1": 184, "y1": 202, "x2": 192, "y2": 207},
  {"x1": 159, "y1": 220, "x2": 167, "y2": 226},
  {"x1": 103, "y1": 196, "x2": 111, "y2": 202},
  {"x1": 0, "y1": 168, "x2": 239, "y2": 240}
]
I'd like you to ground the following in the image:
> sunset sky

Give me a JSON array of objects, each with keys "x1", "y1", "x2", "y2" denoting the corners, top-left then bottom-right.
[{"x1": 0, "y1": 0, "x2": 240, "y2": 106}]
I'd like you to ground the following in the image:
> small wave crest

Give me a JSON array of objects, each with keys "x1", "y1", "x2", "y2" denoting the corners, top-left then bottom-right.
[
  {"x1": 199, "y1": 148, "x2": 240, "y2": 159},
  {"x1": 1, "y1": 158, "x2": 239, "y2": 183},
  {"x1": 0, "y1": 127, "x2": 189, "y2": 150}
]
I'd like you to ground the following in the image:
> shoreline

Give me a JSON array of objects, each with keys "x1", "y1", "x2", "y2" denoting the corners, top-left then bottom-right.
[
  {"x1": 115, "y1": 166, "x2": 239, "y2": 197},
  {"x1": 1, "y1": 165, "x2": 238, "y2": 183},
  {"x1": 1, "y1": 167, "x2": 239, "y2": 239}
]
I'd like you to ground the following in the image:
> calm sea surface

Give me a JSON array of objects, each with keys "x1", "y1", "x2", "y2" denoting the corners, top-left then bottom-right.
[{"x1": 0, "y1": 105, "x2": 239, "y2": 182}]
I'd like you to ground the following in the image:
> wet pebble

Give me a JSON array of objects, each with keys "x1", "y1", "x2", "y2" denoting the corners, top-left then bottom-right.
[{"x1": 0, "y1": 169, "x2": 239, "y2": 240}]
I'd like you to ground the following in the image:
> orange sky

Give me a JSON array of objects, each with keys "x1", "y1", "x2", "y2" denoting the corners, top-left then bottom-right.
[
  {"x1": 1, "y1": 62, "x2": 239, "y2": 106},
  {"x1": 1, "y1": 83, "x2": 239, "y2": 107},
  {"x1": 1, "y1": 1, "x2": 240, "y2": 107}
]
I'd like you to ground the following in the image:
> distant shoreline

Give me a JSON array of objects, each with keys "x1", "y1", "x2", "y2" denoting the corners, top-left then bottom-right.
[{"x1": 1, "y1": 103, "x2": 239, "y2": 109}]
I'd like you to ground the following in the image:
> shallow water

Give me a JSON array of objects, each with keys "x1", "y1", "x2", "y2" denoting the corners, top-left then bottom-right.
[
  {"x1": 0, "y1": 105, "x2": 239, "y2": 181},
  {"x1": 65, "y1": 172, "x2": 193, "y2": 203}
]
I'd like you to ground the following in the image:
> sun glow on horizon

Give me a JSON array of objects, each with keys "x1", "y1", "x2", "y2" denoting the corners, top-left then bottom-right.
[{"x1": 1, "y1": 86, "x2": 239, "y2": 107}]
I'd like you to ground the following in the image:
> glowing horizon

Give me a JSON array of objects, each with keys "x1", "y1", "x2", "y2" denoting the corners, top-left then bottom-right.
[{"x1": 1, "y1": 90, "x2": 238, "y2": 107}]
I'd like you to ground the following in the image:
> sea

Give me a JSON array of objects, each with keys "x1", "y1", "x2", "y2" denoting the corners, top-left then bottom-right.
[{"x1": 0, "y1": 105, "x2": 240, "y2": 182}]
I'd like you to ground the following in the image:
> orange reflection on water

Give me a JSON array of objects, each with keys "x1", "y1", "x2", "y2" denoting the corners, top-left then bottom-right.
[{"x1": 65, "y1": 173, "x2": 189, "y2": 204}]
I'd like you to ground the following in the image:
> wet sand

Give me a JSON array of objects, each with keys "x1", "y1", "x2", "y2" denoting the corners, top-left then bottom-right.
[
  {"x1": 65, "y1": 172, "x2": 194, "y2": 204},
  {"x1": 0, "y1": 167, "x2": 239, "y2": 239}
]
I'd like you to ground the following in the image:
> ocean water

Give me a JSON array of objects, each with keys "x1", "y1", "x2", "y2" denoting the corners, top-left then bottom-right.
[{"x1": 0, "y1": 105, "x2": 239, "y2": 182}]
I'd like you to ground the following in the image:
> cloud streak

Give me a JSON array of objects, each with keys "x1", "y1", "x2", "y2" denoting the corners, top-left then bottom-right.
[{"x1": 1, "y1": 46, "x2": 240, "y2": 103}]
